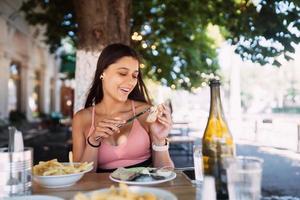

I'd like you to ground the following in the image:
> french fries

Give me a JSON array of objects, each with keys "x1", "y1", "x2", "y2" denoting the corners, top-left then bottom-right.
[
  {"x1": 69, "y1": 151, "x2": 74, "y2": 168},
  {"x1": 74, "y1": 183, "x2": 157, "y2": 200},
  {"x1": 33, "y1": 159, "x2": 93, "y2": 176}
]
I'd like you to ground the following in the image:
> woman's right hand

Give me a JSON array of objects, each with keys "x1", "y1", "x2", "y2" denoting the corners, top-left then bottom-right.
[{"x1": 88, "y1": 118, "x2": 125, "y2": 144}]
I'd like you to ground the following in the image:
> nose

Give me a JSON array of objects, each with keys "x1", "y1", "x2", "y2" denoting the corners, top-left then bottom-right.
[
  {"x1": 127, "y1": 74, "x2": 137, "y2": 82},
  {"x1": 127, "y1": 76, "x2": 137, "y2": 87}
]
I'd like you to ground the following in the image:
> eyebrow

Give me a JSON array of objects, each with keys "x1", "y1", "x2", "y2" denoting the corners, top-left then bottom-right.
[{"x1": 117, "y1": 67, "x2": 139, "y2": 73}]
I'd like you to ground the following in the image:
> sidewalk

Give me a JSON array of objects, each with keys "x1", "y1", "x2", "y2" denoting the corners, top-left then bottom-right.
[{"x1": 237, "y1": 142, "x2": 300, "y2": 198}]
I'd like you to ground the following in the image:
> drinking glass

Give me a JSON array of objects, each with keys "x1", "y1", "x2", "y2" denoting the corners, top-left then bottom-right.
[
  {"x1": 193, "y1": 138, "x2": 203, "y2": 184},
  {"x1": 226, "y1": 156, "x2": 263, "y2": 200}
]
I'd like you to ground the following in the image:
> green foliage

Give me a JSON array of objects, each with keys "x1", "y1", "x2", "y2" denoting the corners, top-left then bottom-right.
[
  {"x1": 20, "y1": 0, "x2": 300, "y2": 89},
  {"x1": 60, "y1": 53, "x2": 76, "y2": 79},
  {"x1": 131, "y1": 1, "x2": 219, "y2": 89},
  {"x1": 20, "y1": 0, "x2": 76, "y2": 53},
  {"x1": 216, "y1": 0, "x2": 300, "y2": 66}
]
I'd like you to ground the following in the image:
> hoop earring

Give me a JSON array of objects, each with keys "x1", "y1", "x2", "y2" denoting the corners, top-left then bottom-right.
[{"x1": 100, "y1": 74, "x2": 104, "y2": 80}]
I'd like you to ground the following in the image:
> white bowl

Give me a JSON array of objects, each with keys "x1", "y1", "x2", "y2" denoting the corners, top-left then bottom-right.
[{"x1": 33, "y1": 163, "x2": 93, "y2": 188}]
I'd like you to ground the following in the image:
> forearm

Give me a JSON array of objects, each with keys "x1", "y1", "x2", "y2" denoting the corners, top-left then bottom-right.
[
  {"x1": 76, "y1": 144, "x2": 98, "y2": 171},
  {"x1": 152, "y1": 150, "x2": 174, "y2": 168},
  {"x1": 151, "y1": 136, "x2": 174, "y2": 168}
]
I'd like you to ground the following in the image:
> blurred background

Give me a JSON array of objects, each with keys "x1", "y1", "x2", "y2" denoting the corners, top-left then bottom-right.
[{"x1": 0, "y1": 0, "x2": 299, "y2": 175}]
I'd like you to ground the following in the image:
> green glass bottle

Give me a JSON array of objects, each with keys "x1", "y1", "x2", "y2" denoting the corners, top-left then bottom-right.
[{"x1": 202, "y1": 79, "x2": 235, "y2": 199}]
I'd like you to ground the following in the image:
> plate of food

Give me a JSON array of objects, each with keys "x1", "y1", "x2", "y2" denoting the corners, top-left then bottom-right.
[
  {"x1": 3, "y1": 195, "x2": 64, "y2": 200},
  {"x1": 73, "y1": 183, "x2": 177, "y2": 200},
  {"x1": 33, "y1": 152, "x2": 93, "y2": 188},
  {"x1": 109, "y1": 167, "x2": 176, "y2": 185}
]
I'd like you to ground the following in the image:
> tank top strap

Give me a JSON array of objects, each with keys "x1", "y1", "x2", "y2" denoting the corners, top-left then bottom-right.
[
  {"x1": 87, "y1": 106, "x2": 96, "y2": 137},
  {"x1": 131, "y1": 100, "x2": 136, "y2": 115},
  {"x1": 91, "y1": 106, "x2": 95, "y2": 126}
]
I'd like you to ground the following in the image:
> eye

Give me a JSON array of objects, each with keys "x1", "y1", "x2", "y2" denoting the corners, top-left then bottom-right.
[
  {"x1": 119, "y1": 72, "x2": 127, "y2": 76},
  {"x1": 132, "y1": 74, "x2": 138, "y2": 79}
]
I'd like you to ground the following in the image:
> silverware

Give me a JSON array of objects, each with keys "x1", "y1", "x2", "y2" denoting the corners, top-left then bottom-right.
[
  {"x1": 8, "y1": 127, "x2": 15, "y2": 152},
  {"x1": 7, "y1": 127, "x2": 19, "y2": 188},
  {"x1": 95, "y1": 107, "x2": 151, "y2": 141},
  {"x1": 1, "y1": 147, "x2": 33, "y2": 197},
  {"x1": 122, "y1": 106, "x2": 152, "y2": 125}
]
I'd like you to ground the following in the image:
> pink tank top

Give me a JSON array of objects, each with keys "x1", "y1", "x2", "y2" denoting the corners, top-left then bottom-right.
[{"x1": 87, "y1": 101, "x2": 151, "y2": 169}]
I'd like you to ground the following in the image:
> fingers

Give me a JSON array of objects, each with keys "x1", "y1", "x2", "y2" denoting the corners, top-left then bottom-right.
[
  {"x1": 157, "y1": 115, "x2": 172, "y2": 127},
  {"x1": 159, "y1": 104, "x2": 172, "y2": 121},
  {"x1": 162, "y1": 103, "x2": 171, "y2": 114},
  {"x1": 157, "y1": 117, "x2": 171, "y2": 128},
  {"x1": 95, "y1": 126, "x2": 115, "y2": 136},
  {"x1": 98, "y1": 123, "x2": 119, "y2": 133},
  {"x1": 100, "y1": 119, "x2": 125, "y2": 127},
  {"x1": 98, "y1": 119, "x2": 125, "y2": 130},
  {"x1": 91, "y1": 118, "x2": 125, "y2": 140}
]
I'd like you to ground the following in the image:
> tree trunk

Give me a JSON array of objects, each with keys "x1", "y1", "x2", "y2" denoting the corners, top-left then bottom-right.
[{"x1": 73, "y1": 0, "x2": 131, "y2": 112}]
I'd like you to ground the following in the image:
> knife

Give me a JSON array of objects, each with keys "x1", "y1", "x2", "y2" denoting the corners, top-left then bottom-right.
[
  {"x1": 95, "y1": 107, "x2": 152, "y2": 141},
  {"x1": 117, "y1": 107, "x2": 151, "y2": 127}
]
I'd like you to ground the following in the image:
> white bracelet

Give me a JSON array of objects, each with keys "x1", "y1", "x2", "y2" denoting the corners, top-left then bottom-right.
[{"x1": 152, "y1": 139, "x2": 169, "y2": 151}]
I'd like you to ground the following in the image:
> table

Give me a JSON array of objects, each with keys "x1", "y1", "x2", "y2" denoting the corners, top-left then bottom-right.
[{"x1": 33, "y1": 171, "x2": 197, "y2": 199}]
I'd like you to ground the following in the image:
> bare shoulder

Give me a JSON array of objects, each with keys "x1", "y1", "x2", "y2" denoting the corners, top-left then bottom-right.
[{"x1": 72, "y1": 107, "x2": 93, "y2": 126}]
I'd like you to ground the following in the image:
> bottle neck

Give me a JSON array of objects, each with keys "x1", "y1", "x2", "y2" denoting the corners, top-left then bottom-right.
[{"x1": 209, "y1": 84, "x2": 224, "y2": 118}]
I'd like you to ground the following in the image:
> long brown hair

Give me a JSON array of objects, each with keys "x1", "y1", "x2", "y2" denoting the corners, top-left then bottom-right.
[{"x1": 85, "y1": 43, "x2": 151, "y2": 108}]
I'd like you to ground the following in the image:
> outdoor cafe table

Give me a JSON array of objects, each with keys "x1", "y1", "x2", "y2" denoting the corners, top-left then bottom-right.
[{"x1": 33, "y1": 171, "x2": 197, "y2": 199}]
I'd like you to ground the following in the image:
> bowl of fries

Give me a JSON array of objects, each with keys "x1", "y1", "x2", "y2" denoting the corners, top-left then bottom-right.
[{"x1": 33, "y1": 159, "x2": 93, "y2": 188}]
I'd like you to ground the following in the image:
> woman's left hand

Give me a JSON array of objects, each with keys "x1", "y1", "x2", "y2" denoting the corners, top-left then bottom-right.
[{"x1": 149, "y1": 104, "x2": 172, "y2": 144}]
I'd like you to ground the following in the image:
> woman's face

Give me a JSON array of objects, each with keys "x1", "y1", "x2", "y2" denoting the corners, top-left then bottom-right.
[{"x1": 102, "y1": 56, "x2": 139, "y2": 102}]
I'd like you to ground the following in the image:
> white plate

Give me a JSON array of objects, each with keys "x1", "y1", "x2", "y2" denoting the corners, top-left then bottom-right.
[
  {"x1": 109, "y1": 171, "x2": 177, "y2": 185},
  {"x1": 33, "y1": 162, "x2": 93, "y2": 188},
  {"x1": 82, "y1": 186, "x2": 177, "y2": 200},
  {"x1": 3, "y1": 195, "x2": 64, "y2": 200}
]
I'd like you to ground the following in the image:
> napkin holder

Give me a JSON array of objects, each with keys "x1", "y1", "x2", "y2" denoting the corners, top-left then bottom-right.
[{"x1": 0, "y1": 127, "x2": 33, "y2": 198}]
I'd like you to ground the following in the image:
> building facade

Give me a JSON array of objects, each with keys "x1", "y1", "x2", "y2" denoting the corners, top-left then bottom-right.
[{"x1": 0, "y1": 0, "x2": 61, "y2": 120}]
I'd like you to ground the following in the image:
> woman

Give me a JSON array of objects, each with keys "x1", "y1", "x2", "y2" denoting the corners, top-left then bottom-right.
[{"x1": 72, "y1": 43, "x2": 174, "y2": 172}]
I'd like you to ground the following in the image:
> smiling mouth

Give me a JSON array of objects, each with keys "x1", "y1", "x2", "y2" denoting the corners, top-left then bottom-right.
[{"x1": 119, "y1": 88, "x2": 131, "y2": 94}]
